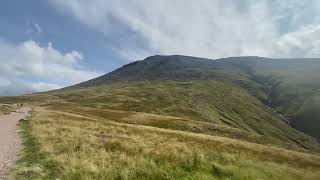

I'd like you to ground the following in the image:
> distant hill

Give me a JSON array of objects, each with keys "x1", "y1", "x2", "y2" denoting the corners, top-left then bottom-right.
[{"x1": 71, "y1": 55, "x2": 320, "y2": 140}]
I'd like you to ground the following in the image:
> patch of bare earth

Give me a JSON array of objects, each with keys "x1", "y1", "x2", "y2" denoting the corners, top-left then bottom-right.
[{"x1": 0, "y1": 107, "x2": 31, "y2": 180}]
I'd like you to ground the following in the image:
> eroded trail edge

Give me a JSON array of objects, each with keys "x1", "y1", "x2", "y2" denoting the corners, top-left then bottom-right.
[{"x1": 0, "y1": 107, "x2": 31, "y2": 180}]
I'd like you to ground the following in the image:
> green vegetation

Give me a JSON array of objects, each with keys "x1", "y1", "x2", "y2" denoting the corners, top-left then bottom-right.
[
  {"x1": 49, "y1": 81, "x2": 319, "y2": 151},
  {"x1": 251, "y1": 59, "x2": 320, "y2": 139},
  {"x1": 11, "y1": 116, "x2": 60, "y2": 179},
  {"x1": 74, "y1": 55, "x2": 320, "y2": 139},
  {"x1": 1, "y1": 55, "x2": 320, "y2": 179}
]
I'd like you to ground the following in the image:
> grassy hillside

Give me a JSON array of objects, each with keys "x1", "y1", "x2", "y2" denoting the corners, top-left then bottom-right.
[
  {"x1": 11, "y1": 106, "x2": 320, "y2": 179},
  {"x1": 1, "y1": 55, "x2": 320, "y2": 179},
  {"x1": 54, "y1": 81, "x2": 319, "y2": 151},
  {"x1": 3, "y1": 80, "x2": 318, "y2": 151},
  {"x1": 247, "y1": 59, "x2": 320, "y2": 139},
  {"x1": 73, "y1": 55, "x2": 320, "y2": 139}
]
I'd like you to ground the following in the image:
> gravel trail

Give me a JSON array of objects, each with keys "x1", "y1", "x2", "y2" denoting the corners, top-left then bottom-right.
[{"x1": 0, "y1": 107, "x2": 31, "y2": 180}]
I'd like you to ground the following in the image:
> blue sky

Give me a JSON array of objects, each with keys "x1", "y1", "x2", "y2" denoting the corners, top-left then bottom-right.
[{"x1": 0, "y1": 0, "x2": 320, "y2": 95}]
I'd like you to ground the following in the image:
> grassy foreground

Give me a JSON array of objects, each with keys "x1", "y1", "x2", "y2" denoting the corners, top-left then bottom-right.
[{"x1": 11, "y1": 107, "x2": 320, "y2": 180}]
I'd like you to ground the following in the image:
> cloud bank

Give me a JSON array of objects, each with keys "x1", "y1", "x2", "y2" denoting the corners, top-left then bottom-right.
[
  {"x1": 51, "y1": 0, "x2": 320, "y2": 59},
  {"x1": 2, "y1": 0, "x2": 320, "y2": 95},
  {"x1": 0, "y1": 39, "x2": 101, "y2": 95}
]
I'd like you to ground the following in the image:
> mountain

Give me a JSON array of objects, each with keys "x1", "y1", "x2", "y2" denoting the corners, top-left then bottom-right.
[
  {"x1": 73, "y1": 55, "x2": 320, "y2": 140},
  {"x1": 2, "y1": 55, "x2": 320, "y2": 179}
]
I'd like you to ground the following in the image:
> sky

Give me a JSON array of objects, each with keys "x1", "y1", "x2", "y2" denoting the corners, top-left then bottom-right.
[{"x1": 0, "y1": 0, "x2": 320, "y2": 95}]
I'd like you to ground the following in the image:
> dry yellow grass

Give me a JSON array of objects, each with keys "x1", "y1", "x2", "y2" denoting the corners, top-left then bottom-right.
[
  {"x1": 12, "y1": 107, "x2": 320, "y2": 179},
  {"x1": 48, "y1": 104, "x2": 319, "y2": 152},
  {"x1": 0, "y1": 104, "x2": 17, "y2": 115}
]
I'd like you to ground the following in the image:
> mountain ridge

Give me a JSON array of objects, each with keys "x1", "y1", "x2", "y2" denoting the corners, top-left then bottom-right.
[
  {"x1": 65, "y1": 55, "x2": 320, "y2": 140},
  {"x1": 72, "y1": 55, "x2": 320, "y2": 87}
]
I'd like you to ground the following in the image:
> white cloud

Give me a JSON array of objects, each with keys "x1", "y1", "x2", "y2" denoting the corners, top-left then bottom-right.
[
  {"x1": 0, "y1": 39, "x2": 101, "y2": 95},
  {"x1": 51, "y1": 0, "x2": 320, "y2": 59},
  {"x1": 31, "y1": 82, "x2": 61, "y2": 92},
  {"x1": 25, "y1": 22, "x2": 43, "y2": 34},
  {"x1": 34, "y1": 23, "x2": 42, "y2": 33},
  {"x1": 276, "y1": 24, "x2": 320, "y2": 57}
]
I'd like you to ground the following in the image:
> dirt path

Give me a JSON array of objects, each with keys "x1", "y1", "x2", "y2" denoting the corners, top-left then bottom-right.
[{"x1": 0, "y1": 107, "x2": 31, "y2": 180}]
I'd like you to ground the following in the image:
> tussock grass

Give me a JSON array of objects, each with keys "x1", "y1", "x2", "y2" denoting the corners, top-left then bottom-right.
[
  {"x1": 11, "y1": 113, "x2": 60, "y2": 180},
  {"x1": 1, "y1": 80, "x2": 318, "y2": 151},
  {"x1": 41, "y1": 80, "x2": 319, "y2": 152},
  {"x1": 48, "y1": 104, "x2": 313, "y2": 152},
  {"x1": 0, "y1": 103, "x2": 17, "y2": 115},
  {"x1": 12, "y1": 107, "x2": 320, "y2": 179}
]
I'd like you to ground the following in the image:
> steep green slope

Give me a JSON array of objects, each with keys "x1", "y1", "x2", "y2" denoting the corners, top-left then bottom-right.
[
  {"x1": 245, "y1": 59, "x2": 320, "y2": 139},
  {"x1": 72, "y1": 55, "x2": 320, "y2": 139}
]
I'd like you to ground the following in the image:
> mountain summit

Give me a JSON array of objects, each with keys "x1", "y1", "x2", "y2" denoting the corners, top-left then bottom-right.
[
  {"x1": 74, "y1": 55, "x2": 267, "y2": 86},
  {"x1": 69, "y1": 55, "x2": 320, "y2": 140}
]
